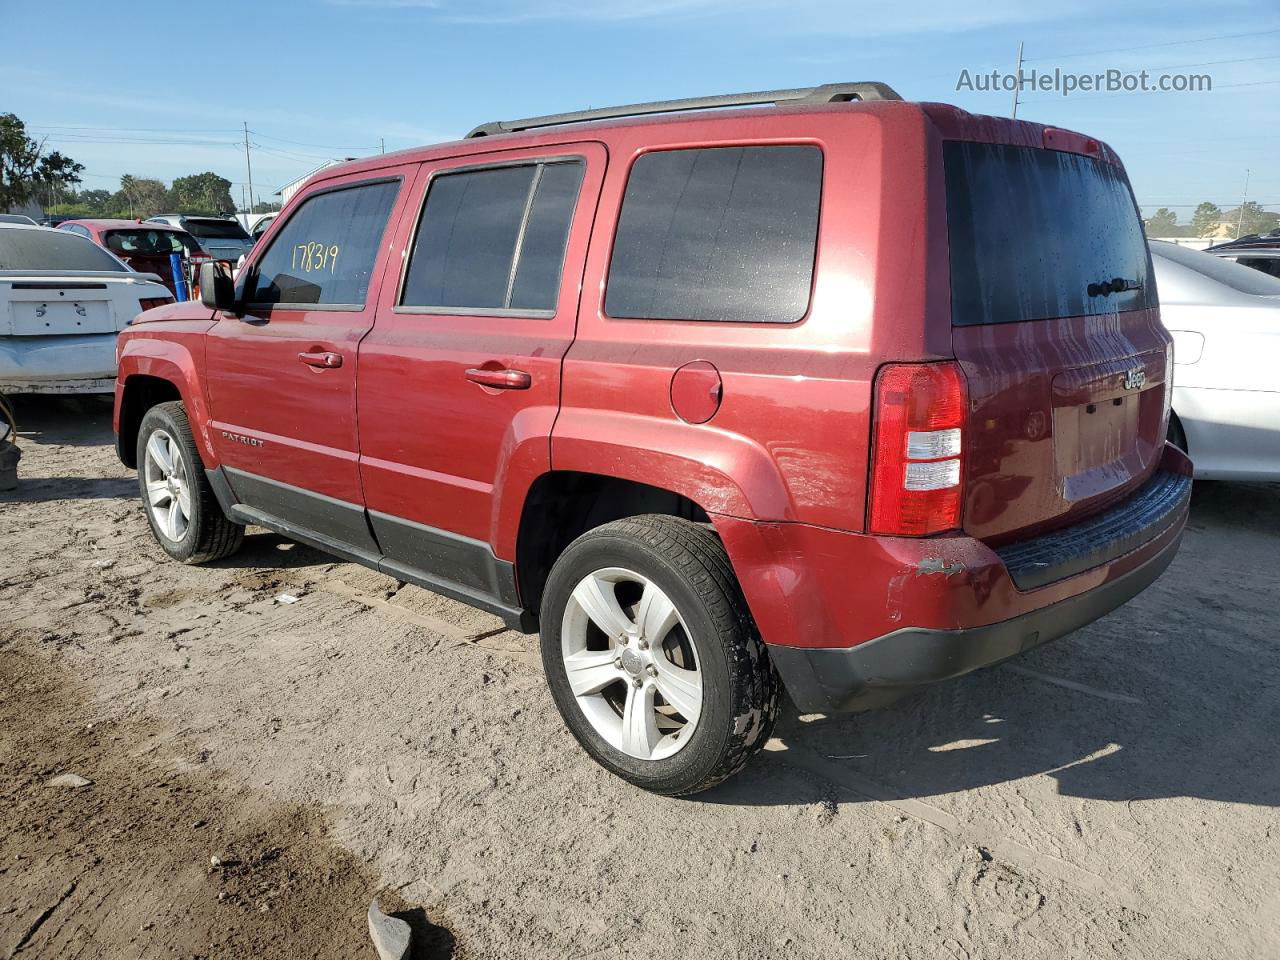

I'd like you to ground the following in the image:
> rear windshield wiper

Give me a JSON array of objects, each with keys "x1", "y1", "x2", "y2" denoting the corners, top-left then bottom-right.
[{"x1": 1087, "y1": 277, "x2": 1144, "y2": 297}]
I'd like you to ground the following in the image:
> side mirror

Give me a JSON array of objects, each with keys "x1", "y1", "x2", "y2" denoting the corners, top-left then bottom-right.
[{"x1": 199, "y1": 260, "x2": 237, "y2": 312}]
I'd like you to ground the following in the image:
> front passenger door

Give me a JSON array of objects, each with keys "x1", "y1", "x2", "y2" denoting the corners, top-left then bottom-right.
[{"x1": 204, "y1": 173, "x2": 407, "y2": 553}]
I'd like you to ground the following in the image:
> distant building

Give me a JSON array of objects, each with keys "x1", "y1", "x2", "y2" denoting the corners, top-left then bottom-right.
[
  {"x1": 3, "y1": 199, "x2": 44, "y2": 221},
  {"x1": 277, "y1": 160, "x2": 345, "y2": 206}
]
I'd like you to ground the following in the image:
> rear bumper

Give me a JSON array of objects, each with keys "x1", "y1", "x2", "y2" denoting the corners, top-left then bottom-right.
[
  {"x1": 0, "y1": 333, "x2": 118, "y2": 393},
  {"x1": 769, "y1": 526, "x2": 1181, "y2": 712},
  {"x1": 713, "y1": 443, "x2": 1192, "y2": 713}
]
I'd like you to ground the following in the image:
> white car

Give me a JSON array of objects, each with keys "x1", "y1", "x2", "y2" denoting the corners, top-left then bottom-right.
[
  {"x1": 1150, "y1": 240, "x2": 1280, "y2": 480},
  {"x1": 1, "y1": 223, "x2": 174, "y2": 394}
]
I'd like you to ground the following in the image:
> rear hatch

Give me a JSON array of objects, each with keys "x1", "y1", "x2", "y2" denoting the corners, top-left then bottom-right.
[
  {"x1": 103, "y1": 228, "x2": 198, "y2": 297},
  {"x1": 2, "y1": 278, "x2": 121, "y2": 335},
  {"x1": 944, "y1": 138, "x2": 1169, "y2": 544},
  {"x1": 181, "y1": 218, "x2": 251, "y2": 262},
  {"x1": 1, "y1": 228, "x2": 147, "y2": 336}
]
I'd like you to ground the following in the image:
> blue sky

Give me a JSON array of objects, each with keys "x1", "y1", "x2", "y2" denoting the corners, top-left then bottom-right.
[{"x1": 4, "y1": 0, "x2": 1277, "y2": 221}]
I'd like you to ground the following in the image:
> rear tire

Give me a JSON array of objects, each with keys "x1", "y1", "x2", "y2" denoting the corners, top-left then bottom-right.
[
  {"x1": 136, "y1": 401, "x2": 244, "y2": 564},
  {"x1": 539, "y1": 515, "x2": 780, "y2": 795}
]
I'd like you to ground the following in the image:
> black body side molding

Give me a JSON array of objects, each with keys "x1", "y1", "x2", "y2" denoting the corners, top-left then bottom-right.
[{"x1": 206, "y1": 467, "x2": 534, "y2": 632}]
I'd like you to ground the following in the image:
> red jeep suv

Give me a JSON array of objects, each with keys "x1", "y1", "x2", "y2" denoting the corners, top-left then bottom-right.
[{"x1": 114, "y1": 83, "x2": 1191, "y2": 795}]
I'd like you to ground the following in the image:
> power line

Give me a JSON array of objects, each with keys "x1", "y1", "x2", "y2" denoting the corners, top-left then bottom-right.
[
  {"x1": 37, "y1": 134, "x2": 240, "y2": 147},
  {"x1": 1020, "y1": 77, "x2": 1280, "y2": 104},
  {"x1": 28, "y1": 124, "x2": 241, "y2": 134},
  {"x1": 1150, "y1": 53, "x2": 1280, "y2": 71},
  {"x1": 1135, "y1": 202, "x2": 1279, "y2": 208},
  {"x1": 28, "y1": 122, "x2": 383, "y2": 153},
  {"x1": 249, "y1": 130, "x2": 378, "y2": 151},
  {"x1": 1026, "y1": 27, "x2": 1280, "y2": 62},
  {"x1": 250, "y1": 143, "x2": 348, "y2": 163}
]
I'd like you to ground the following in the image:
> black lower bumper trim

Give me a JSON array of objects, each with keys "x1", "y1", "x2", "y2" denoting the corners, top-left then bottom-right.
[
  {"x1": 995, "y1": 469, "x2": 1191, "y2": 591},
  {"x1": 768, "y1": 531, "x2": 1182, "y2": 714}
]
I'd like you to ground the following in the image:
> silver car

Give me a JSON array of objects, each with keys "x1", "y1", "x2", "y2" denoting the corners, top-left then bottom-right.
[
  {"x1": 144, "y1": 215, "x2": 255, "y2": 263},
  {"x1": 0, "y1": 223, "x2": 173, "y2": 394},
  {"x1": 1150, "y1": 240, "x2": 1280, "y2": 480}
]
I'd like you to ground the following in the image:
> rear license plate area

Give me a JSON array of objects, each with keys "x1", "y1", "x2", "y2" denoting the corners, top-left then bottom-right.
[{"x1": 11, "y1": 300, "x2": 113, "y2": 335}]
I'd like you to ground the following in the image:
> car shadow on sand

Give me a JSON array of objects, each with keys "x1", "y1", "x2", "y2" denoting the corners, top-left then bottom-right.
[
  {"x1": 4, "y1": 394, "x2": 116, "y2": 448},
  {"x1": 708, "y1": 479, "x2": 1280, "y2": 811},
  {"x1": 0, "y1": 474, "x2": 136, "y2": 503},
  {"x1": 205, "y1": 531, "x2": 342, "y2": 572}
]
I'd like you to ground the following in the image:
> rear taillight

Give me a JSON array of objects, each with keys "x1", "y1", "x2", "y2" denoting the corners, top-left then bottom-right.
[
  {"x1": 139, "y1": 297, "x2": 174, "y2": 312},
  {"x1": 869, "y1": 362, "x2": 967, "y2": 536}
]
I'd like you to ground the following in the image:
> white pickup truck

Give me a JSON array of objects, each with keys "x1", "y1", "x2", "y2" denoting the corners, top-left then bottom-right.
[{"x1": 0, "y1": 223, "x2": 173, "y2": 394}]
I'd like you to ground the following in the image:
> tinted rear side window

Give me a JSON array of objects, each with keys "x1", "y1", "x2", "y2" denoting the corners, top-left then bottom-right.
[
  {"x1": 248, "y1": 180, "x2": 399, "y2": 306},
  {"x1": 605, "y1": 146, "x2": 822, "y2": 324},
  {"x1": 401, "y1": 159, "x2": 584, "y2": 312},
  {"x1": 945, "y1": 142, "x2": 1154, "y2": 326}
]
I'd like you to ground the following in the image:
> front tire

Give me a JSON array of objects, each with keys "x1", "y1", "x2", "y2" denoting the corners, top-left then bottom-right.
[
  {"x1": 539, "y1": 515, "x2": 780, "y2": 795},
  {"x1": 137, "y1": 401, "x2": 244, "y2": 564}
]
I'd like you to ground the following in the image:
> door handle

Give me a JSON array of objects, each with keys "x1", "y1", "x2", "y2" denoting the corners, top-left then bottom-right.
[
  {"x1": 465, "y1": 367, "x2": 532, "y2": 390},
  {"x1": 298, "y1": 350, "x2": 343, "y2": 369}
]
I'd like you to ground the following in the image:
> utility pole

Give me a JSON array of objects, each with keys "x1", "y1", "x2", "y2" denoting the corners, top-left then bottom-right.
[
  {"x1": 380, "y1": 137, "x2": 385, "y2": 154},
  {"x1": 243, "y1": 121, "x2": 256, "y2": 215},
  {"x1": 1011, "y1": 41, "x2": 1024, "y2": 119},
  {"x1": 1235, "y1": 168, "x2": 1251, "y2": 239}
]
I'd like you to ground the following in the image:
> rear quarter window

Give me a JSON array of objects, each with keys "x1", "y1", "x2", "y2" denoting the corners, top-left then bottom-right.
[
  {"x1": 945, "y1": 141, "x2": 1154, "y2": 326},
  {"x1": 604, "y1": 145, "x2": 823, "y2": 324}
]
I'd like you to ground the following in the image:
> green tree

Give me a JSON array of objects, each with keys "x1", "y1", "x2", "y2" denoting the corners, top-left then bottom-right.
[
  {"x1": 1224, "y1": 201, "x2": 1279, "y2": 238},
  {"x1": 169, "y1": 171, "x2": 234, "y2": 215},
  {"x1": 251, "y1": 200, "x2": 282, "y2": 214},
  {"x1": 1146, "y1": 208, "x2": 1178, "y2": 235},
  {"x1": 1191, "y1": 202, "x2": 1224, "y2": 238},
  {"x1": 113, "y1": 175, "x2": 170, "y2": 219},
  {"x1": 78, "y1": 189, "x2": 113, "y2": 216},
  {"x1": 0, "y1": 112, "x2": 84, "y2": 211}
]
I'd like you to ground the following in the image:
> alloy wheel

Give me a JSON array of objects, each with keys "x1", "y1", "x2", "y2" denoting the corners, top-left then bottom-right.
[
  {"x1": 560, "y1": 567, "x2": 703, "y2": 761},
  {"x1": 142, "y1": 429, "x2": 192, "y2": 543}
]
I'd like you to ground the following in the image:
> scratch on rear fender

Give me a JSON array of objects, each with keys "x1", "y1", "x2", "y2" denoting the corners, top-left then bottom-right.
[
  {"x1": 886, "y1": 557, "x2": 966, "y2": 622},
  {"x1": 915, "y1": 557, "x2": 966, "y2": 578}
]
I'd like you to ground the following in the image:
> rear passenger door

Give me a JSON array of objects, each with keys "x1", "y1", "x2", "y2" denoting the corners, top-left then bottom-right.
[
  {"x1": 204, "y1": 173, "x2": 407, "y2": 552},
  {"x1": 358, "y1": 143, "x2": 605, "y2": 608}
]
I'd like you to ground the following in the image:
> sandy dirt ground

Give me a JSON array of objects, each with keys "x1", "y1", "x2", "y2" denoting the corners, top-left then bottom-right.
[{"x1": 2, "y1": 396, "x2": 1278, "y2": 960}]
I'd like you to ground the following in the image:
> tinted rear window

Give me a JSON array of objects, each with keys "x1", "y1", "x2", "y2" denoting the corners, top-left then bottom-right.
[
  {"x1": 605, "y1": 146, "x2": 822, "y2": 324},
  {"x1": 104, "y1": 229, "x2": 199, "y2": 257},
  {"x1": 401, "y1": 159, "x2": 584, "y2": 312},
  {"x1": 945, "y1": 142, "x2": 1154, "y2": 326},
  {"x1": 183, "y1": 218, "x2": 250, "y2": 240},
  {"x1": 0, "y1": 228, "x2": 126, "y2": 272}
]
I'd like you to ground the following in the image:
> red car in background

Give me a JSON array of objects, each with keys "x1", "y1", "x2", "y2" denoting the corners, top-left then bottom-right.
[{"x1": 57, "y1": 220, "x2": 205, "y2": 299}]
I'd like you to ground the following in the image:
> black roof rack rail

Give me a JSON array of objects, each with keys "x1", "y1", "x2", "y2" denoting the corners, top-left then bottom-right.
[{"x1": 465, "y1": 81, "x2": 903, "y2": 138}]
